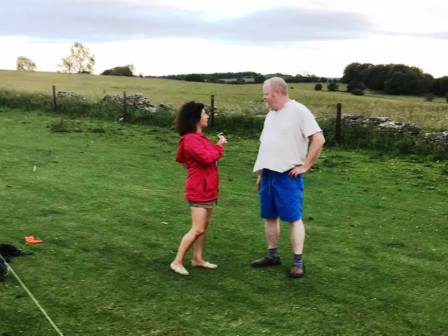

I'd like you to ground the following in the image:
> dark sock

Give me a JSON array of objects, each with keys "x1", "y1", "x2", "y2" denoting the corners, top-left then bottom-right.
[
  {"x1": 293, "y1": 254, "x2": 303, "y2": 267},
  {"x1": 268, "y1": 248, "x2": 278, "y2": 259}
]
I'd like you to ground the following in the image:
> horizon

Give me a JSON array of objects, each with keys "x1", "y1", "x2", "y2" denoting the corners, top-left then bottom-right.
[{"x1": 3, "y1": 67, "x2": 446, "y2": 80}]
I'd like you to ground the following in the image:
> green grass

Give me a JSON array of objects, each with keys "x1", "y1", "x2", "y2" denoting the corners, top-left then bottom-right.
[
  {"x1": 1, "y1": 107, "x2": 447, "y2": 335},
  {"x1": 2, "y1": 69, "x2": 448, "y2": 131}
]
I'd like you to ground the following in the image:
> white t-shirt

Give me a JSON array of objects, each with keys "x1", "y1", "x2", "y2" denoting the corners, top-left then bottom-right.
[{"x1": 253, "y1": 99, "x2": 322, "y2": 173}]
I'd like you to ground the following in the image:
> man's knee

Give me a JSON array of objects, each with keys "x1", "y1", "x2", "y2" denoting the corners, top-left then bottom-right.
[
  {"x1": 289, "y1": 219, "x2": 304, "y2": 226},
  {"x1": 266, "y1": 218, "x2": 278, "y2": 225}
]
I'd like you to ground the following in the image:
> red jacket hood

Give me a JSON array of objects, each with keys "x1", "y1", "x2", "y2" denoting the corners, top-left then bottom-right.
[{"x1": 176, "y1": 136, "x2": 185, "y2": 163}]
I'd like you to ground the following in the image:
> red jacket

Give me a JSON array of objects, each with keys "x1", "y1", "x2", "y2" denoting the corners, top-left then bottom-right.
[{"x1": 176, "y1": 132, "x2": 224, "y2": 202}]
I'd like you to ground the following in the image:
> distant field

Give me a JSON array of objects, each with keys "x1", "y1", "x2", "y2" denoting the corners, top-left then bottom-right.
[{"x1": 1, "y1": 69, "x2": 448, "y2": 130}]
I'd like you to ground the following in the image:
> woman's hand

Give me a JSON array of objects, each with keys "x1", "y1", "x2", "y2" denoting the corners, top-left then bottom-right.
[{"x1": 217, "y1": 132, "x2": 228, "y2": 146}]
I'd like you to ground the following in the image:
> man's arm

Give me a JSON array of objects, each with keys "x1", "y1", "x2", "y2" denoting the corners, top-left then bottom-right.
[{"x1": 288, "y1": 132, "x2": 325, "y2": 177}]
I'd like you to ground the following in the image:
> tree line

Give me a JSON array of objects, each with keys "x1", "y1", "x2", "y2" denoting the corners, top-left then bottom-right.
[
  {"x1": 342, "y1": 62, "x2": 448, "y2": 97},
  {"x1": 14, "y1": 42, "x2": 448, "y2": 98},
  {"x1": 158, "y1": 72, "x2": 331, "y2": 84}
]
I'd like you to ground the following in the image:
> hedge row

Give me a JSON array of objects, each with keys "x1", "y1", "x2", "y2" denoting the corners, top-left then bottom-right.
[{"x1": 0, "y1": 89, "x2": 447, "y2": 160}]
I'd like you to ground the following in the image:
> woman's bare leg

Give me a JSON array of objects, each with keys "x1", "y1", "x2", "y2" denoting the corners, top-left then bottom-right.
[
  {"x1": 192, "y1": 208, "x2": 213, "y2": 263},
  {"x1": 172, "y1": 207, "x2": 210, "y2": 266}
]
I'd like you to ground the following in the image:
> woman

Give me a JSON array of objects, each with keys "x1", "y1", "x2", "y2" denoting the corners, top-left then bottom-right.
[{"x1": 170, "y1": 101, "x2": 227, "y2": 276}]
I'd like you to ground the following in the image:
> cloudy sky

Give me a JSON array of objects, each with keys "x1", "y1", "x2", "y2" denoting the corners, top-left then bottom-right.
[{"x1": 1, "y1": 0, "x2": 447, "y2": 77}]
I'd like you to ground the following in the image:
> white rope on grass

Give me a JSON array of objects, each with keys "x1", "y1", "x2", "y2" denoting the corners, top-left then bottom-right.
[{"x1": 0, "y1": 254, "x2": 64, "y2": 336}]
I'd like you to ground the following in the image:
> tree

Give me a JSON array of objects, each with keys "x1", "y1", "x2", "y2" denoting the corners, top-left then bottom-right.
[
  {"x1": 384, "y1": 71, "x2": 408, "y2": 95},
  {"x1": 254, "y1": 74, "x2": 266, "y2": 83},
  {"x1": 364, "y1": 64, "x2": 388, "y2": 91},
  {"x1": 351, "y1": 88, "x2": 365, "y2": 96},
  {"x1": 16, "y1": 56, "x2": 36, "y2": 71},
  {"x1": 101, "y1": 65, "x2": 134, "y2": 77},
  {"x1": 383, "y1": 66, "x2": 434, "y2": 95},
  {"x1": 342, "y1": 62, "x2": 435, "y2": 95},
  {"x1": 341, "y1": 62, "x2": 372, "y2": 83},
  {"x1": 433, "y1": 76, "x2": 448, "y2": 97},
  {"x1": 347, "y1": 80, "x2": 366, "y2": 93},
  {"x1": 314, "y1": 83, "x2": 323, "y2": 91},
  {"x1": 59, "y1": 42, "x2": 95, "y2": 74},
  {"x1": 327, "y1": 81, "x2": 339, "y2": 91},
  {"x1": 184, "y1": 74, "x2": 205, "y2": 82},
  {"x1": 424, "y1": 93, "x2": 434, "y2": 102}
]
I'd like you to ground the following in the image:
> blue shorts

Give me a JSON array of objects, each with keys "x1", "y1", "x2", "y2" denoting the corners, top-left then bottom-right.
[{"x1": 259, "y1": 169, "x2": 304, "y2": 222}]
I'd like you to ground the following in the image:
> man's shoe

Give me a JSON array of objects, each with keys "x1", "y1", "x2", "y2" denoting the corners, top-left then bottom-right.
[
  {"x1": 251, "y1": 256, "x2": 281, "y2": 268},
  {"x1": 288, "y1": 264, "x2": 305, "y2": 278}
]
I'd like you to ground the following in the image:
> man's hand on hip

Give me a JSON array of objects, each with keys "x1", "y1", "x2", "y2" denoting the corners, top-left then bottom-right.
[{"x1": 288, "y1": 165, "x2": 309, "y2": 177}]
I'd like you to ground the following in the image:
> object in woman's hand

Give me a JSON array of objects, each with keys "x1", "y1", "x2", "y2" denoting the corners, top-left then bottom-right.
[{"x1": 217, "y1": 133, "x2": 228, "y2": 144}]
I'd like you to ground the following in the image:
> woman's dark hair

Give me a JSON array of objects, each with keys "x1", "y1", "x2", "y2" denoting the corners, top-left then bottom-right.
[{"x1": 175, "y1": 101, "x2": 205, "y2": 135}]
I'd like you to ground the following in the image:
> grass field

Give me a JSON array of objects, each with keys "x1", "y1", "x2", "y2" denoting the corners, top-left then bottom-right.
[
  {"x1": 1, "y1": 107, "x2": 447, "y2": 335},
  {"x1": 1, "y1": 70, "x2": 448, "y2": 131}
]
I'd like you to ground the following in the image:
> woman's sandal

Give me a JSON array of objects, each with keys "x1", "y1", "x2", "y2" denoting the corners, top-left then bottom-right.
[
  {"x1": 191, "y1": 261, "x2": 218, "y2": 269},
  {"x1": 170, "y1": 262, "x2": 189, "y2": 275}
]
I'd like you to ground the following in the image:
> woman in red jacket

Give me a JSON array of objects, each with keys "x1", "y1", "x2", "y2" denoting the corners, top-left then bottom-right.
[{"x1": 170, "y1": 101, "x2": 227, "y2": 276}]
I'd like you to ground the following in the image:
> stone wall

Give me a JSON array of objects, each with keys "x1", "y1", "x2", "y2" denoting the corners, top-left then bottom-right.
[
  {"x1": 55, "y1": 91, "x2": 175, "y2": 114},
  {"x1": 100, "y1": 93, "x2": 157, "y2": 113},
  {"x1": 56, "y1": 91, "x2": 86, "y2": 101},
  {"x1": 342, "y1": 115, "x2": 448, "y2": 145}
]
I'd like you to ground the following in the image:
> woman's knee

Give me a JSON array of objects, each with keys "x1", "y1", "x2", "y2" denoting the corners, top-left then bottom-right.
[
  {"x1": 194, "y1": 227, "x2": 206, "y2": 237},
  {"x1": 189, "y1": 226, "x2": 206, "y2": 237}
]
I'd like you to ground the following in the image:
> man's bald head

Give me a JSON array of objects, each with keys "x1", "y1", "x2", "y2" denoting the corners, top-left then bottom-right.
[{"x1": 263, "y1": 77, "x2": 288, "y2": 96}]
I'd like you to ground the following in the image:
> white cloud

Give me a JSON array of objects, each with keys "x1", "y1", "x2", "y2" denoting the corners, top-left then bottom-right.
[
  {"x1": 1, "y1": 0, "x2": 447, "y2": 77},
  {"x1": 0, "y1": 2, "x2": 374, "y2": 43}
]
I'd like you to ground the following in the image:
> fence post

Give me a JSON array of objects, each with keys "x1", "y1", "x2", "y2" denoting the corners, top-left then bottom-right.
[
  {"x1": 335, "y1": 103, "x2": 342, "y2": 143},
  {"x1": 123, "y1": 91, "x2": 128, "y2": 121},
  {"x1": 52, "y1": 85, "x2": 57, "y2": 112},
  {"x1": 210, "y1": 95, "x2": 215, "y2": 127}
]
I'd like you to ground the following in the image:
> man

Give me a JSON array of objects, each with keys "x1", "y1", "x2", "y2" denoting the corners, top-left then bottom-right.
[{"x1": 251, "y1": 77, "x2": 325, "y2": 278}]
